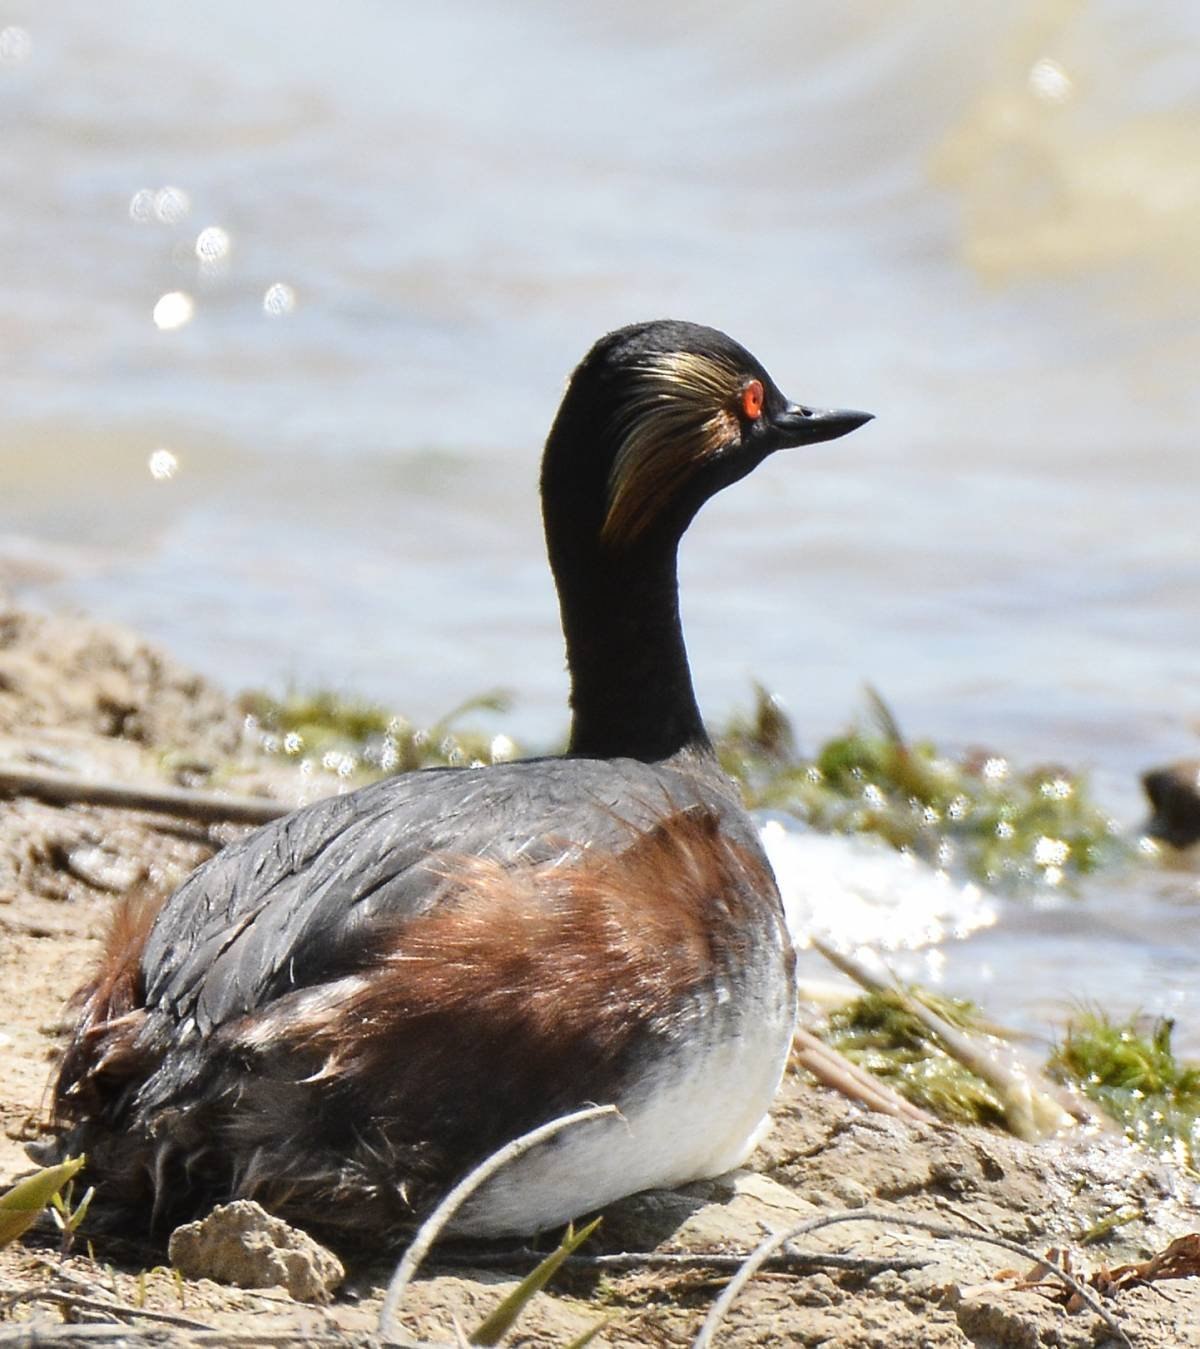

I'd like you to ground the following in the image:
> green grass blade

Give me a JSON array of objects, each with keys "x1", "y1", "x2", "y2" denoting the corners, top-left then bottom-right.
[
  {"x1": 0, "y1": 1157, "x2": 86, "y2": 1249},
  {"x1": 560, "y1": 1317, "x2": 610, "y2": 1349},
  {"x1": 467, "y1": 1216, "x2": 602, "y2": 1346}
]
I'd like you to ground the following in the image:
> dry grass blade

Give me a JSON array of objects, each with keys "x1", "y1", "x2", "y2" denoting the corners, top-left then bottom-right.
[
  {"x1": 692, "y1": 1209, "x2": 1133, "y2": 1349},
  {"x1": 791, "y1": 1026, "x2": 935, "y2": 1124},
  {"x1": 378, "y1": 1103, "x2": 619, "y2": 1343}
]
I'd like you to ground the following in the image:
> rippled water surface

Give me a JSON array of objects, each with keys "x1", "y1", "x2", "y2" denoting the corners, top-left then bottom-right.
[{"x1": 1, "y1": 1, "x2": 1198, "y2": 1047}]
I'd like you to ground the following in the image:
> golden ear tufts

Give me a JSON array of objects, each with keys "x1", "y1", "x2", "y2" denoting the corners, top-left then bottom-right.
[{"x1": 601, "y1": 352, "x2": 743, "y2": 545}]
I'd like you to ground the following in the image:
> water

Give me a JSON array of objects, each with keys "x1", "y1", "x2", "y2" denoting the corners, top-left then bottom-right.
[{"x1": 1, "y1": 1, "x2": 1198, "y2": 1049}]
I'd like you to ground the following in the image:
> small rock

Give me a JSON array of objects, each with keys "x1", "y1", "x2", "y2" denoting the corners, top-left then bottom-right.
[
  {"x1": 168, "y1": 1199, "x2": 344, "y2": 1302},
  {"x1": 829, "y1": 1176, "x2": 871, "y2": 1208}
]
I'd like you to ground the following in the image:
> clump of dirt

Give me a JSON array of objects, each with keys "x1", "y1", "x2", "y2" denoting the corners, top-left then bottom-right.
[
  {"x1": 0, "y1": 601, "x2": 245, "y2": 756},
  {"x1": 2, "y1": 603, "x2": 1199, "y2": 1347},
  {"x1": 168, "y1": 1201, "x2": 345, "y2": 1303}
]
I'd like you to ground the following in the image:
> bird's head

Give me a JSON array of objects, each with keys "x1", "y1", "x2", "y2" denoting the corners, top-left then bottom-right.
[{"x1": 542, "y1": 320, "x2": 872, "y2": 558}]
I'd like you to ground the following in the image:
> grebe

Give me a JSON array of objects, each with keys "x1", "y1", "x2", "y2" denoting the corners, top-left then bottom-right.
[{"x1": 50, "y1": 321, "x2": 872, "y2": 1244}]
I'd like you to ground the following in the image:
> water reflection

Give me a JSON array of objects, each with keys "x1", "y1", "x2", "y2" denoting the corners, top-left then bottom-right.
[
  {"x1": 262, "y1": 282, "x2": 296, "y2": 317},
  {"x1": 1027, "y1": 57, "x2": 1073, "y2": 105},
  {"x1": 147, "y1": 449, "x2": 179, "y2": 481},
  {"x1": 933, "y1": 4, "x2": 1200, "y2": 285},
  {"x1": 195, "y1": 226, "x2": 231, "y2": 266},
  {"x1": 0, "y1": 26, "x2": 31, "y2": 65},
  {"x1": 152, "y1": 291, "x2": 195, "y2": 331}
]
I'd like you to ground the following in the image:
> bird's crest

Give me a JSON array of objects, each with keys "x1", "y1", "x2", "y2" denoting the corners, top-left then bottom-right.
[{"x1": 602, "y1": 350, "x2": 744, "y2": 545}]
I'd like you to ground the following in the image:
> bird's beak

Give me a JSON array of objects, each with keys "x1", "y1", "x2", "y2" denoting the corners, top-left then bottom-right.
[{"x1": 772, "y1": 405, "x2": 874, "y2": 448}]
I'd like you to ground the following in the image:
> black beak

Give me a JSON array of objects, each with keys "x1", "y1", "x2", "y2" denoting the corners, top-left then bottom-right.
[{"x1": 772, "y1": 404, "x2": 874, "y2": 448}]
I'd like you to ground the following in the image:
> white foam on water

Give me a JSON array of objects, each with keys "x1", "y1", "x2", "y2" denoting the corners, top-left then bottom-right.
[{"x1": 758, "y1": 815, "x2": 998, "y2": 956}]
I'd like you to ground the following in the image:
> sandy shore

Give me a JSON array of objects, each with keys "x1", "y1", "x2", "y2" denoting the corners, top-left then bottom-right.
[{"x1": 1, "y1": 600, "x2": 1198, "y2": 1347}]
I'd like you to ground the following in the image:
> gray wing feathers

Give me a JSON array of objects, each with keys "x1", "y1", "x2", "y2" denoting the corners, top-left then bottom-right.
[{"x1": 141, "y1": 757, "x2": 739, "y2": 1035}]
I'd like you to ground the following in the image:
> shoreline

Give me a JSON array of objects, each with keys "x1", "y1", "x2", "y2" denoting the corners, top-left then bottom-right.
[{"x1": 1, "y1": 599, "x2": 1199, "y2": 1346}]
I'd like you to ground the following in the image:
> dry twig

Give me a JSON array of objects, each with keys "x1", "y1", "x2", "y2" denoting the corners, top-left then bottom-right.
[
  {"x1": 791, "y1": 1026, "x2": 935, "y2": 1124},
  {"x1": 377, "y1": 1103, "x2": 620, "y2": 1343},
  {"x1": 692, "y1": 1208, "x2": 1133, "y2": 1349},
  {"x1": 0, "y1": 1275, "x2": 211, "y2": 1331},
  {"x1": 440, "y1": 1246, "x2": 931, "y2": 1277},
  {"x1": 0, "y1": 764, "x2": 289, "y2": 826}
]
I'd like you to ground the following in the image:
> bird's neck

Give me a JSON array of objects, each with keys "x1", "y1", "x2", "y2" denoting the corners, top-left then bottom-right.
[{"x1": 555, "y1": 546, "x2": 712, "y2": 762}]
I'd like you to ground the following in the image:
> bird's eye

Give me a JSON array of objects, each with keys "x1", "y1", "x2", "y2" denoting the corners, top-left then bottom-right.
[{"x1": 740, "y1": 380, "x2": 764, "y2": 420}]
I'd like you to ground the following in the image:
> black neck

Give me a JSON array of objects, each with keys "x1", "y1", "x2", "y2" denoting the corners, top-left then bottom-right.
[{"x1": 554, "y1": 542, "x2": 711, "y2": 762}]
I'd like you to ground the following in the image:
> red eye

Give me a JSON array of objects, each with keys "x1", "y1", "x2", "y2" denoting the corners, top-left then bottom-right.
[{"x1": 740, "y1": 379, "x2": 764, "y2": 420}]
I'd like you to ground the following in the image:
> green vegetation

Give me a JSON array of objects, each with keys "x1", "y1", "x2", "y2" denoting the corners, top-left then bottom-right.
[
  {"x1": 240, "y1": 687, "x2": 520, "y2": 778},
  {"x1": 48, "y1": 1174, "x2": 94, "y2": 1253},
  {"x1": 1048, "y1": 1013, "x2": 1200, "y2": 1168},
  {"x1": 823, "y1": 995, "x2": 1200, "y2": 1164},
  {"x1": 239, "y1": 681, "x2": 1125, "y2": 893},
  {"x1": 821, "y1": 990, "x2": 1009, "y2": 1127},
  {"x1": 0, "y1": 1157, "x2": 85, "y2": 1249},
  {"x1": 467, "y1": 1218, "x2": 604, "y2": 1346},
  {"x1": 715, "y1": 685, "x2": 1125, "y2": 891}
]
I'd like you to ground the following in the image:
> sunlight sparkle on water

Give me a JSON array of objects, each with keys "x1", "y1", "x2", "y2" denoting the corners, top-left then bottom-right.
[
  {"x1": 148, "y1": 449, "x2": 179, "y2": 481},
  {"x1": 154, "y1": 187, "x2": 190, "y2": 225},
  {"x1": 195, "y1": 226, "x2": 231, "y2": 266},
  {"x1": 0, "y1": 26, "x2": 32, "y2": 64},
  {"x1": 1028, "y1": 57, "x2": 1073, "y2": 105},
  {"x1": 1033, "y1": 835, "x2": 1070, "y2": 868},
  {"x1": 129, "y1": 190, "x2": 155, "y2": 223},
  {"x1": 153, "y1": 291, "x2": 195, "y2": 331},
  {"x1": 130, "y1": 186, "x2": 192, "y2": 225},
  {"x1": 760, "y1": 819, "x2": 997, "y2": 956},
  {"x1": 263, "y1": 283, "x2": 297, "y2": 317},
  {"x1": 489, "y1": 734, "x2": 517, "y2": 763}
]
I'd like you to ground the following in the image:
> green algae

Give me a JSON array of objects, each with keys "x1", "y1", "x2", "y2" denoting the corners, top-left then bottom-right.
[
  {"x1": 836, "y1": 999, "x2": 1200, "y2": 1156},
  {"x1": 1048, "y1": 1013, "x2": 1200, "y2": 1168},
  {"x1": 239, "y1": 681, "x2": 1125, "y2": 894},
  {"x1": 240, "y1": 687, "x2": 521, "y2": 779},
  {"x1": 714, "y1": 685, "x2": 1125, "y2": 892},
  {"x1": 821, "y1": 990, "x2": 1009, "y2": 1127}
]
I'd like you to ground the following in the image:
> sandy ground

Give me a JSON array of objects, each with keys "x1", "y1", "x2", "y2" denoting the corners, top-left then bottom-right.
[{"x1": 2, "y1": 600, "x2": 1200, "y2": 1347}]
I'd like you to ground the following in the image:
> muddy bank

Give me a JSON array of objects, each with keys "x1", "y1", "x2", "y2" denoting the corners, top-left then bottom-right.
[{"x1": 1, "y1": 600, "x2": 1199, "y2": 1347}]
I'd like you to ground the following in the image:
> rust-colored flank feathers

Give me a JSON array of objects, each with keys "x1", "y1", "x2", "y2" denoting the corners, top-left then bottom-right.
[
  {"x1": 278, "y1": 809, "x2": 772, "y2": 1101},
  {"x1": 55, "y1": 888, "x2": 163, "y2": 1119},
  {"x1": 44, "y1": 319, "x2": 872, "y2": 1247}
]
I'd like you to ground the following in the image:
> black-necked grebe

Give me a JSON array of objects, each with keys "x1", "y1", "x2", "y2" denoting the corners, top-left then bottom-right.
[{"x1": 50, "y1": 320, "x2": 872, "y2": 1243}]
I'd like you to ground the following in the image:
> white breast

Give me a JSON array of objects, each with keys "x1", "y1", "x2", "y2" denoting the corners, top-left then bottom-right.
[{"x1": 452, "y1": 930, "x2": 797, "y2": 1238}]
